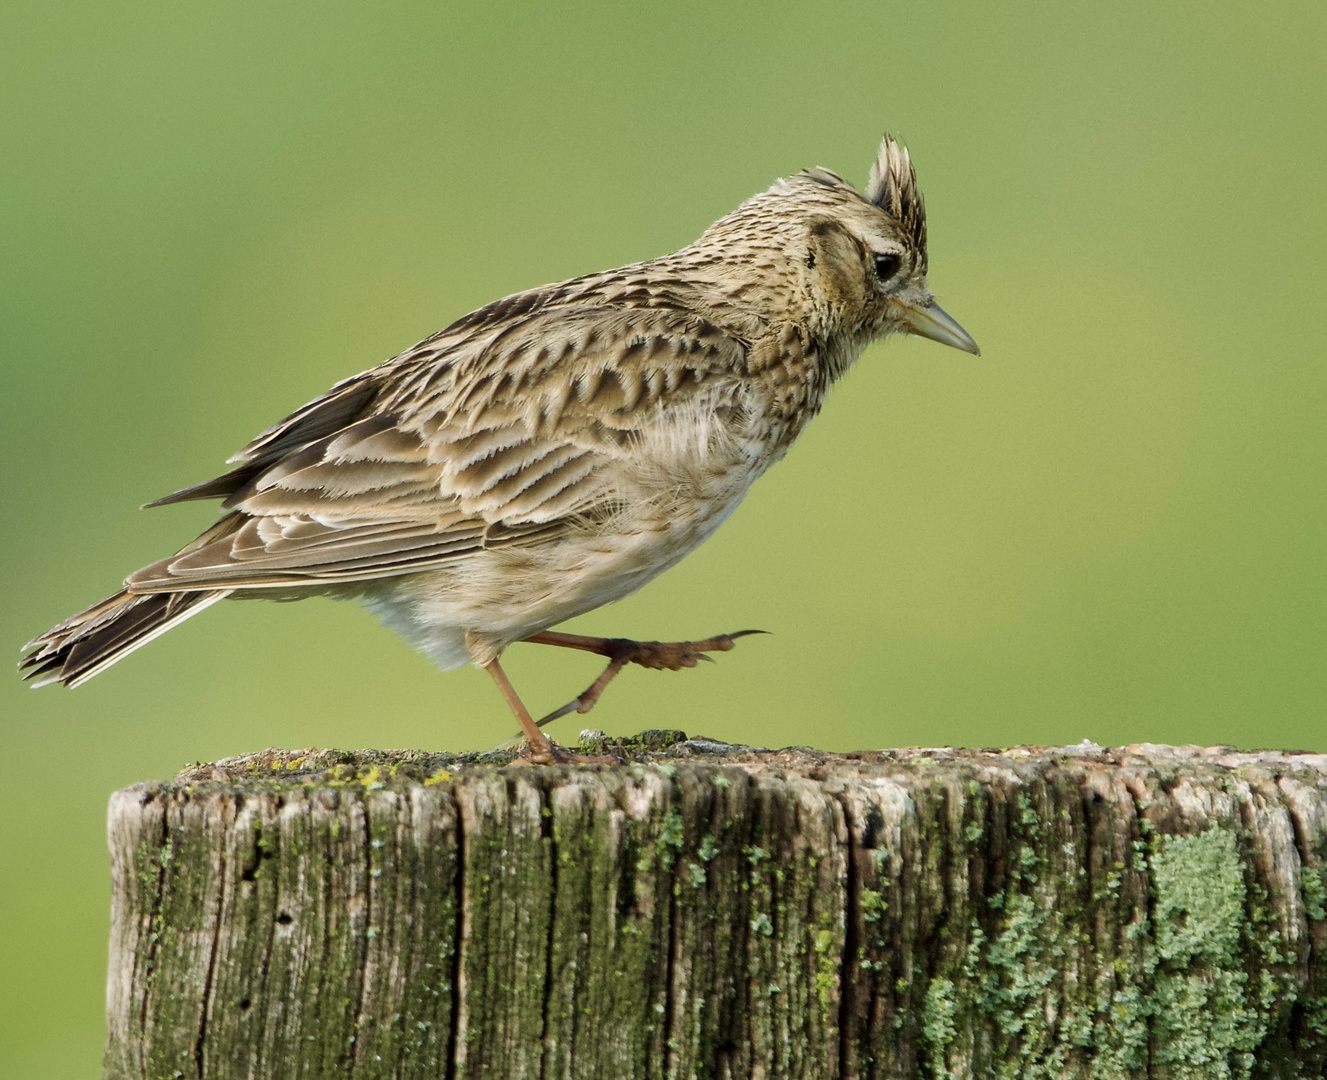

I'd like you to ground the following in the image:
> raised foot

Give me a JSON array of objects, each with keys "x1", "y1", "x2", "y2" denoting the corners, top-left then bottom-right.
[
  {"x1": 602, "y1": 632, "x2": 757, "y2": 671},
  {"x1": 522, "y1": 629, "x2": 768, "y2": 727}
]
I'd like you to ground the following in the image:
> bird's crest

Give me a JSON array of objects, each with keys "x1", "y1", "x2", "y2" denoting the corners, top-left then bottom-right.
[{"x1": 865, "y1": 133, "x2": 927, "y2": 269}]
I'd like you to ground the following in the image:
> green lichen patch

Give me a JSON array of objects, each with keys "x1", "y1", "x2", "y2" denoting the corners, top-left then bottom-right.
[
  {"x1": 1149, "y1": 825, "x2": 1280, "y2": 1080},
  {"x1": 921, "y1": 976, "x2": 958, "y2": 1078},
  {"x1": 1302, "y1": 864, "x2": 1327, "y2": 922}
]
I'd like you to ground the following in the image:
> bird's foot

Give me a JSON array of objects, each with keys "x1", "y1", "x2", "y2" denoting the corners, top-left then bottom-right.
[
  {"x1": 604, "y1": 632, "x2": 759, "y2": 670},
  {"x1": 523, "y1": 629, "x2": 767, "y2": 726},
  {"x1": 514, "y1": 738, "x2": 621, "y2": 766}
]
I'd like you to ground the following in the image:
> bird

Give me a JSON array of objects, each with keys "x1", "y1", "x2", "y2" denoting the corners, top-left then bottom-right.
[{"x1": 21, "y1": 132, "x2": 979, "y2": 762}]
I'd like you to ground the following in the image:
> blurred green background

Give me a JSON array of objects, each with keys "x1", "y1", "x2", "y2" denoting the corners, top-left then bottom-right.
[{"x1": 3, "y1": 1, "x2": 1324, "y2": 1072}]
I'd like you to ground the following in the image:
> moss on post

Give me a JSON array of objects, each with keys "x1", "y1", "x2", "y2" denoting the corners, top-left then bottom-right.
[{"x1": 104, "y1": 737, "x2": 1327, "y2": 1079}]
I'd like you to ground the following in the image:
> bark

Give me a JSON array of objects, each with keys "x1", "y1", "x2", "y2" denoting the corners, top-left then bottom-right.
[{"x1": 103, "y1": 733, "x2": 1327, "y2": 1079}]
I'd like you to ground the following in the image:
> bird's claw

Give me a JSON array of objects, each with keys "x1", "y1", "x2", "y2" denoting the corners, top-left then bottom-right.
[{"x1": 528, "y1": 627, "x2": 769, "y2": 729}]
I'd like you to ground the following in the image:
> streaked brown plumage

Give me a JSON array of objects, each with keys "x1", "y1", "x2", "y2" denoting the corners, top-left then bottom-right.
[{"x1": 21, "y1": 133, "x2": 978, "y2": 759}]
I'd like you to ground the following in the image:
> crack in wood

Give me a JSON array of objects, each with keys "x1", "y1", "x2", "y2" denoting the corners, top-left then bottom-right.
[
  {"x1": 444, "y1": 791, "x2": 465, "y2": 1080},
  {"x1": 351, "y1": 791, "x2": 374, "y2": 1071},
  {"x1": 192, "y1": 806, "x2": 227, "y2": 1079},
  {"x1": 833, "y1": 788, "x2": 859, "y2": 1079},
  {"x1": 137, "y1": 793, "x2": 168, "y2": 1059},
  {"x1": 537, "y1": 777, "x2": 557, "y2": 1080}
]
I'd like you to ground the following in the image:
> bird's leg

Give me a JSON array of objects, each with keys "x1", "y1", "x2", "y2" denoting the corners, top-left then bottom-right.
[
  {"x1": 483, "y1": 656, "x2": 558, "y2": 763},
  {"x1": 531, "y1": 654, "x2": 631, "y2": 728},
  {"x1": 484, "y1": 654, "x2": 622, "y2": 764},
  {"x1": 522, "y1": 629, "x2": 766, "y2": 726}
]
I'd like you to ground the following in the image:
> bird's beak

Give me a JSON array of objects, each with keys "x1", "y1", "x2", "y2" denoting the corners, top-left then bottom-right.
[{"x1": 893, "y1": 300, "x2": 981, "y2": 355}]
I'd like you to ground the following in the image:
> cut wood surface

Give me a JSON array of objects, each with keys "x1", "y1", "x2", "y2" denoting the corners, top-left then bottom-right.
[{"x1": 104, "y1": 732, "x2": 1327, "y2": 1079}]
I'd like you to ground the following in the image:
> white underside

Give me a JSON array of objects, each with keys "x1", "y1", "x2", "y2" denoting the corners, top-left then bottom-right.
[{"x1": 359, "y1": 484, "x2": 749, "y2": 670}]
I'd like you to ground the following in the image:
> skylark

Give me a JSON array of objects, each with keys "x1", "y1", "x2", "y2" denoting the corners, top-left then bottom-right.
[{"x1": 22, "y1": 133, "x2": 978, "y2": 761}]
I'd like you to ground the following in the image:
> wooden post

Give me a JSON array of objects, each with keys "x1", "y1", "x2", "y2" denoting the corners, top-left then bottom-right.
[{"x1": 104, "y1": 732, "x2": 1327, "y2": 1079}]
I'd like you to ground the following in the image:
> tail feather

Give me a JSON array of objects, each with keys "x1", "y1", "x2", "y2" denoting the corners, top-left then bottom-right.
[{"x1": 21, "y1": 589, "x2": 231, "y2": 688}]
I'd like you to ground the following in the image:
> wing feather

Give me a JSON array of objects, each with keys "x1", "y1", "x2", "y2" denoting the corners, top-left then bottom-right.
[
  {"x1": 143, "y1": 374, "x2": 381, "y2": 507},
  {"x1": 129, "y1": 298, "x2": 749, "y2": 592}
]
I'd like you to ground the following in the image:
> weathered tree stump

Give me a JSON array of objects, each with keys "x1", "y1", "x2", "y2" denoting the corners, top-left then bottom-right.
[{"x1": 105, "y1": 732, "x2": 1327, "y2": 1079}]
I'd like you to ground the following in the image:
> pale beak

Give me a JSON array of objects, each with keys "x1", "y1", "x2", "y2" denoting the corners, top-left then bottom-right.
[{"x1": 894, "y1": 300, "x2": 981, "y2": 355}]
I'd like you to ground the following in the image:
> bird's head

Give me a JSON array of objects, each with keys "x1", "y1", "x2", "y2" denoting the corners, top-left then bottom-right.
[{"x1": 697, "y1": 133, "x2": 979, "y2": 366}]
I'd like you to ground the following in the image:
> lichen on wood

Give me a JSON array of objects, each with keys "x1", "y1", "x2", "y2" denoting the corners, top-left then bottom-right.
[{"x1": 104, "y1": 735, "x2": 1327, "y2": 1079}]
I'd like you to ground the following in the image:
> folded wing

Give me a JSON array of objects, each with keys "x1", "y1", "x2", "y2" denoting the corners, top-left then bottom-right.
[{"x1": 128, "y1": 301, "x2": 749, "y2": 592}]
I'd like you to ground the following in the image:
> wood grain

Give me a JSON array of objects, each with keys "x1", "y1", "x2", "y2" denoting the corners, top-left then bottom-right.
[{"x1": 104, "y1": 734, "x2": 1327, "y2": 1079}]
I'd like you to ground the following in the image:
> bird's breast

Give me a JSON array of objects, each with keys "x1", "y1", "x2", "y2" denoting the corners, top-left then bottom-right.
[{"x1": 616, "y1": 383, "x2": 785, "y2": 515}]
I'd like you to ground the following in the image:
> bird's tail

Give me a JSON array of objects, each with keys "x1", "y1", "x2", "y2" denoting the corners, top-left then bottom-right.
[{"x1": 20, "y1": 588, "x2": 232, "y2": 688}]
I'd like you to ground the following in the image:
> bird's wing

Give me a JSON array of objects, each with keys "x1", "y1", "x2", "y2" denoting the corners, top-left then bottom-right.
[
  {"x1": 127, "y1": 301, "x2": 752, "y2": 592},
  {"x1": 142, "y1": 370, "x2": 382, "y2": 508}
]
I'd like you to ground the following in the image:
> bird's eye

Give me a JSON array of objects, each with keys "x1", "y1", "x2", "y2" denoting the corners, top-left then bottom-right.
[{"x1": 873, "y1": 252, "x2": 902, "y2": 282}]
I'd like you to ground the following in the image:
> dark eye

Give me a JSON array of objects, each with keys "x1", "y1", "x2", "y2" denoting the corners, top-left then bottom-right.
[{"x1": 873, "y1": 252, "x2": 902, "y2": 282}]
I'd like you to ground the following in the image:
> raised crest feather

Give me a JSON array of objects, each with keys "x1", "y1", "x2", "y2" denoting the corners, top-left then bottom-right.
[{"x1": 865, "y1": 133, "x2": 928, "y2": 272}]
